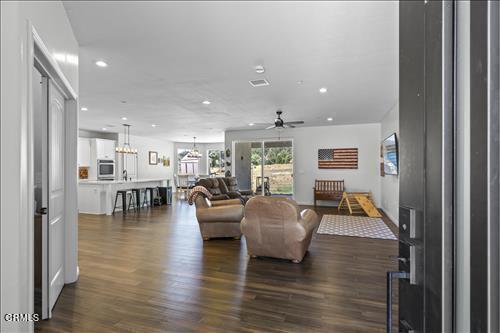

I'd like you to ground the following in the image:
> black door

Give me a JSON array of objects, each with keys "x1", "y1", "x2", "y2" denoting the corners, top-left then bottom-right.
[{"x1": 396, "y1": 1, "x2": 454, "y2": 332}]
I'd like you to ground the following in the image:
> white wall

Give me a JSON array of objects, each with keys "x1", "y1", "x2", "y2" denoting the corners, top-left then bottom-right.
[
  {"x1": 225, "y1": 124, "x2": 381, "y2": 206},
  {"x1": 1, "y1": 1, "x2": 79, "y2": 331},
  {"x1": 173, "y1": 142, "x2": 224, "y2": 175},
  {"x1": 118, "y1": 134, "x2": 174, "y2": 182},
  {"x1": 380, "y1": 104, "x2": 400, "y2": 224}
]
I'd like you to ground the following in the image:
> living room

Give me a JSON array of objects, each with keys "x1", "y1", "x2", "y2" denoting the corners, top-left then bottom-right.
[{"x1": 2, "y1": 1, "x2": 499, "y2": 333}]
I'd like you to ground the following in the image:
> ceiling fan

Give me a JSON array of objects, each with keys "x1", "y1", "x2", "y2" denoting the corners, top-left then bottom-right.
[{"x1": 260, "y1": 110, "x2": 305, "y2": 130}]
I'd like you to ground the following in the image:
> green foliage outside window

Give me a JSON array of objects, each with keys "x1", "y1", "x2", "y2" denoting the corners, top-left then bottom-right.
[{"x1": 251, "y1": 147, "x2": 292, "y2": 166}]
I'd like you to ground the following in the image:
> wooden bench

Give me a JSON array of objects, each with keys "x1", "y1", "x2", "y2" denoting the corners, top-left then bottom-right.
[{"x1": 313, "y1": 180, "x2": 344, "y2": 208}]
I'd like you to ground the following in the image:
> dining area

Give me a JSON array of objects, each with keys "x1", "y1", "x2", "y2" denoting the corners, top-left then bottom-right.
[{"x1": 174, "y1": 174, "x2": 208, "y2": 200}]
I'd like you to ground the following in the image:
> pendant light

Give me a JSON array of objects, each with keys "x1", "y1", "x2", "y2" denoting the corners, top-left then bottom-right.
[
  {"x1": 115, "y1": 124, "x2": 138, "y2": 154},
  {"x1": 186, "y1": 136, "x2": 202, "y2": 159}
]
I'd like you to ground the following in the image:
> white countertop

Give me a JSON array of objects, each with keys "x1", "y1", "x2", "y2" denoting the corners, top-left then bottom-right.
[{"x1": 79, "y1": 178, "x2": 168, "y2": 185}]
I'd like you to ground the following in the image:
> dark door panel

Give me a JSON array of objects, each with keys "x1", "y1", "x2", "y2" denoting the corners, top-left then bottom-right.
[{"x1": 397, "y1": 1, "x2": 453, "y2": 332}]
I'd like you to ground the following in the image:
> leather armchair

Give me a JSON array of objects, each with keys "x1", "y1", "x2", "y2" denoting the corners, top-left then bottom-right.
[
  {"x1": 194, "y1": 196, "x2": 244, "y2": 240},
  {"x1": 241, "y1": 196, "x2": 319, "y2": 263}
]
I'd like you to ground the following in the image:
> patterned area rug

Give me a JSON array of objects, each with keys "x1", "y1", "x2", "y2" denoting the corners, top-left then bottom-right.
[{"x1": 317, "y1": 214, "x2": 397, "y2": 240}]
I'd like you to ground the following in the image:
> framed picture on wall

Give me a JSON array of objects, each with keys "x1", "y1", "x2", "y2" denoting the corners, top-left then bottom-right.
[{"x1": 149, "y1": 151, "x2": 158, "y2": 165}]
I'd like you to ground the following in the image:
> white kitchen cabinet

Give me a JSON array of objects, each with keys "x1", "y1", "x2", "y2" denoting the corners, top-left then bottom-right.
[
  {"x1": 78, "y1": 138, "x2": 91, "y2": 166},
  {"x1": 94, "y1": 139, "x2": 116, "y2": 160}
]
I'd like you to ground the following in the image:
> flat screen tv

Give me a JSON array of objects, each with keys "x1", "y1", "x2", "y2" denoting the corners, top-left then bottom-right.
[{"x1": 382, "y1": 133, "x2": 398, "y2": 175}]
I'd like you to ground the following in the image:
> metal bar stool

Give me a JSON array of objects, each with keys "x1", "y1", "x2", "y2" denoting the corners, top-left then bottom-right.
[
  {"x1": 131, "y1": 188, "x2": 145, "y2": 210},
  {"x1": 141, "y1": 189, "x2": 149, "y2": 208},
  {"x1": 127, "y1": 189, "x2": 137, "y2": 212},
  {"x1": 113, "y1": 190, "x2": 132, "y2": 215},
  {"x1": 145, "y1": 187, "x2": 160, "y2": 207}
]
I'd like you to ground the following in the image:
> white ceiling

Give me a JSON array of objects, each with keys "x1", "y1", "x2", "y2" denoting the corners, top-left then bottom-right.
[{"x1": 64, "y1": 1, "x2": 398, "y2": 143}]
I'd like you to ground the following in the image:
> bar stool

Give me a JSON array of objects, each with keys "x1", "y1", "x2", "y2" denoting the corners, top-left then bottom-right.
[
  {"x1": 145, "y1": 187, "x2": 160, "y2": 207},
  {"x1": 127, "y1": 190, "x2": 137, "y2": 212},
  {"x1": 131, "y1": 188, "x2": 146, "y2": 210},
  {"x1": 141, "y1": 189, "x2": 149, "y2": 208},
  {"x1": 113, "y1": 190, "x2": 133, "y2": 215}
]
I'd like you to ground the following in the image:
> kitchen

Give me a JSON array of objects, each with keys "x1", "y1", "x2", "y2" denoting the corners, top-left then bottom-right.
[{"x1": 78, "y1": 127, "x2": 173, "y2": 215}]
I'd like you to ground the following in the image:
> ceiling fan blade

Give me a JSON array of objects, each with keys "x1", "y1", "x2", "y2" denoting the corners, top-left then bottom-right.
[
  {"x1": 252, "y1": 123, "x2": 272, "y2": 126},
  {"x1": 265, "y1": 125, "x2": 276, "y2": 130},
  {"x1": 284, "y1": 121, "x2": 304, "y2": 125},
  {"x1": 287, "y1": 124, "x2": 296, "y2": 128}
]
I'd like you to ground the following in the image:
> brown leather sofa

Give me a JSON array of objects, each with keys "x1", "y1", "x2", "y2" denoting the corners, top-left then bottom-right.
[
  {"x1": 196, "y1": 177, "x2": 254, "y2": 202},
  {"x1": 195, "y1": 178, "x2": 231, "y2": 201},
  {"x1": 220, "y1": 177, "x2": 254, "y2": 202},
  {"x1": 194, "y1": 195, "x2": 244, "y2": 240},
  {"x1": 241, "y1": 196, "x2": 319, "y2": 263}
]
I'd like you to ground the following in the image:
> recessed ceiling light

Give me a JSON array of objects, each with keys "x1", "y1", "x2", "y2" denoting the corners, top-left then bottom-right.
[
  {"x1": 80, "y1": 107, "x2": 88, "y2": 111},
  {"x1": 202, "y1": 100, "x2": 211, "y2": 105},
  {"x1": 95, "y1": 60, "x2": 108, "y2": 67},
  {"x1": 327, "y1": 117, "x2": 333, "y2": 121},
  {"x1": 151, "y1": 124, "x2": 157, "y2": 128},
  {"x1": 319, "y1": 87, "x2": 328, "y2": 94},
  {"x1": 102, "y1": 127, "x2": 107, "y2": 131},
  {"x1": 249, "y1": 123, "x2": 255, "y2": 126},
  {"x1": 255, "y1": 65, "x2": 265, "y2": 74},
  {"x1": 121, "y1": 117, "x2": 127, "y2": 121}
]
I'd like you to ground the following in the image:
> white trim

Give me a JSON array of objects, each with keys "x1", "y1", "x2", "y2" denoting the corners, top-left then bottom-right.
[
  {"x1": 25, "y1": 20, "x2": 36, "y2": 333},
  {"x1": 31, "y1": 26, "x2": 77, "y2": 100},
  {"x1": 26, "y1": 22, "x2": 79, "y2": 323}
]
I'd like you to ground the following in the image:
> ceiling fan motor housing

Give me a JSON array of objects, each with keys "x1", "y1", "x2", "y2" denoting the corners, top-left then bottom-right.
[{"x1": 275, "y1": 110, "x2": 284, "y2": 127}]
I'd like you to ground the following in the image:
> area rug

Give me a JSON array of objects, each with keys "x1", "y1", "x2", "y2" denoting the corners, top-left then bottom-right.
[{"x1": 317, "y1": 214, "x2": 397, "y2": 240}]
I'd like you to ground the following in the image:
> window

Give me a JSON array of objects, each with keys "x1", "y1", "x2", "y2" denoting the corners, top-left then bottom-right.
[
  {"x1": 208, "y1": 149, "x2": 224, "y2": 176},
  {"x1": 177, "y1": 148, "x2": 199, "y2": 174}
]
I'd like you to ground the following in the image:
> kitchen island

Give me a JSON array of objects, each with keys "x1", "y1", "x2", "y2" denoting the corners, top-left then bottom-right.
[{"x1": 78, "y1": 179, "x2": 169, "y2": 215}]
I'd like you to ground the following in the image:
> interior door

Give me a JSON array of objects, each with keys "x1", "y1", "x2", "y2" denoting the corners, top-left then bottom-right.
[
  {"x1": 48, "y1": 81, "x2": 66, "y2": 314},
  {"x1": 33, "y1": 69, "x2": 49, "y2": 319}
]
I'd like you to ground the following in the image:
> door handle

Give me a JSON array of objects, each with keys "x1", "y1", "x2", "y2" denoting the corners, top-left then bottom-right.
[
  {"x1": 40, "y1": 207, "x2": 48, "y2": 215},
  {"x1": 387, "y1": 271, "x2": 409, "y2": 333}
]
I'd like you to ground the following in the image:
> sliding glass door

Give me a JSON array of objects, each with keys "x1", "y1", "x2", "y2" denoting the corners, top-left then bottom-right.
[
  {"x1": 263, "y1": 141, "x2": 293, "y2": 197},
  {"x1": 234, "y1": 140, "x2": 293, "y2": 197}
]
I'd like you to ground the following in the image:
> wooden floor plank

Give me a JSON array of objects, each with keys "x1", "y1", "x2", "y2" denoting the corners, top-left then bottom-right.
[{"x1": 36, "y1": 200, "x2": 398, "y2": 333}]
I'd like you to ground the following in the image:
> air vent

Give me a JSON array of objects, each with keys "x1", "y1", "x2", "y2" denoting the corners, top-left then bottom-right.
[{"x1": 249, "y1": 79, "x2": 270, "y2": 87}]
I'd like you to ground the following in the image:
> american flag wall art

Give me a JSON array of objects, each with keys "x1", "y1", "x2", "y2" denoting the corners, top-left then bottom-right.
[{"x1": 318, "y1": 148, "x2": 358, "y2": 169}]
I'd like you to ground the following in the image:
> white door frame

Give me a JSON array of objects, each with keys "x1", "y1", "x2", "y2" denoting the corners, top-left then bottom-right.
[{"x1": 25, "y1": 22, "x2": 79, "y2": 328}]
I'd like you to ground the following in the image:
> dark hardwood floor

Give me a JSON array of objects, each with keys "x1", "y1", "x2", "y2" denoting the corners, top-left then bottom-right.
[{"x1": 36, "y1": 199, "x2": 398, "y2": 333}]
